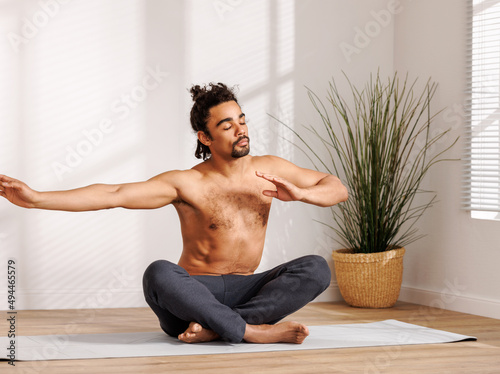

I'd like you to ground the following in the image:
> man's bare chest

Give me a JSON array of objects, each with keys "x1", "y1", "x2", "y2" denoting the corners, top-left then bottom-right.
[
  {"x1": 175, "y1": 184, "x2": 273, "y2": 231},
  {"x1": 205, "y1": 189, "x2": 271, "y2": 230}
]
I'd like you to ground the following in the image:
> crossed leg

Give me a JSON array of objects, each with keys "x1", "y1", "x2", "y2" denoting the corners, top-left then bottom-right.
[{"x1": 143, "y1": 255, "x2": 330, "y2": 344}]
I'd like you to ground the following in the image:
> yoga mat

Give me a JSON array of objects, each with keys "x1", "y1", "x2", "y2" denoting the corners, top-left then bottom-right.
[{"x1": 1, "y1": 320, "x2": 476, "y2": 361}]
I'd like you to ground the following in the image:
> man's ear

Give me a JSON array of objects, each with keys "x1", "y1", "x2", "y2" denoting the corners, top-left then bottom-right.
[{"x1": 197, "y1": 131, "x2": 212, "y2": 146}]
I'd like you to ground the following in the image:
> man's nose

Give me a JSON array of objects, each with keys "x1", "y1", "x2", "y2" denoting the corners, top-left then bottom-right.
[{"x1": 235, "y1": 123, "x2": 246, "y2": 136}]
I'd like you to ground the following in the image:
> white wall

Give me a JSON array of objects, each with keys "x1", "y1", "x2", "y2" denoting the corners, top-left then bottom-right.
[
  {"x1": 0, "y1": 0, "x2": 396, "y2": 310},
  {"x1": 10, "y1": 0, "x2": 496, "y2": 317},
  {"x1": 393, "y1": 0, "x2": 500, "y2": 319},
  {"x1": 0, "y1": 0, "x2": 394, "y2": 310}
]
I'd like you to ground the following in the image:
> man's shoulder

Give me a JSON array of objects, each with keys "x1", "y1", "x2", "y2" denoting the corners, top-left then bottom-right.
[
  {"x1": 251, "y1": 155, "x2": 295, "y2": 170},
  {"x1": 251, "y1": 154, "x2": 283, "y2": 165},
  {"x1": 191, "y1": 160, "x2": 211, "y2": 173},
  {"x1": 152, "y1": 168, "x2": 204, "y2": 185}
]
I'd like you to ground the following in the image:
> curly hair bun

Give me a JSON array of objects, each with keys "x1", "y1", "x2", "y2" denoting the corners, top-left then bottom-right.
[
  {"x1": 190, "y1": 85, "x2": 205, "y2": 101},
  {"x1": 190, "y1": 82, "x2": 236, "y2": 102}
]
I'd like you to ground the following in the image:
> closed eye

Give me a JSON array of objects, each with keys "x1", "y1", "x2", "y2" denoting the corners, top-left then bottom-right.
[{"x1": 224, "y1": 122, "x2": 246, "y2": 130}]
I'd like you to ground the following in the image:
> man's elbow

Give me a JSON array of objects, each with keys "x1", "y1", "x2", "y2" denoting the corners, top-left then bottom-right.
[
  {"x1": 339, "y1": 184, "x2": 348, "y2": 203},
  {"x1": 324, "y1": 179, "x2": 348, "y2": 207},
  {"x1": 330, "y1": 176, "x2": 348, "y2": 205},
  {"x1": 315, "y1": 176, "x2": 348, "y2": 207},
  {"x1": 108, "y1": 184, "x2": 125, "y2": 209}
]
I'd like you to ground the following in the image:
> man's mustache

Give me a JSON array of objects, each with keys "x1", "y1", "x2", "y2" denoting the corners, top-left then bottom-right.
[{"x1": 233, "y1": 136, "x2": 250, "y2": 147}]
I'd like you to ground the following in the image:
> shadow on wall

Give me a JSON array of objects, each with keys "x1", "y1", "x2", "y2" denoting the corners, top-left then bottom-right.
[
  {"x1": 0, "y1": 0, "x2": 308, "y2": 309},
  {"x1": 0, "y1": 0, "x2": 174, "y2": 309}
]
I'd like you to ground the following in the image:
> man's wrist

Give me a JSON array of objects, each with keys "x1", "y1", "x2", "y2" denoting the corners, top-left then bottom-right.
[
  {"x1": 30, "y1": 191, "x2": 43, "y2": 209},
  {"x1": 298, "y1": 187, "x2": 310, "y2": 204}
]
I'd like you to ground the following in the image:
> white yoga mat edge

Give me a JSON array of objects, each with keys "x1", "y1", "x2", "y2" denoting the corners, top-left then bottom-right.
[{"x1": 0, "y1": 319, "x2": 477, "y2": 361}]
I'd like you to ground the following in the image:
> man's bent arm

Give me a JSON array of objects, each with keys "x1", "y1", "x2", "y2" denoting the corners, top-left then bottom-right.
[
  {"x1": 256, "y1": 156, "x2": 348, "y2": 208},
  {"x1": 298, "y1": 174, "x2": 348, "y2": 207},
  {"x1": 0, "y1": 172, "x2": 180, "y2": 212}
]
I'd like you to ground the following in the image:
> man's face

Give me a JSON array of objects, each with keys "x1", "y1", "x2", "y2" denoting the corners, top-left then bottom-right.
[{"x1": 202, "y1": 100, "x2": 250, "y2": 159}]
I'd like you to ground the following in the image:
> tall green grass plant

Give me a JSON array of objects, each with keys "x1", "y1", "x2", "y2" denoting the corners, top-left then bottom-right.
[{"x1": 278, "y1": 72, "x2": 458, "y2": 253}]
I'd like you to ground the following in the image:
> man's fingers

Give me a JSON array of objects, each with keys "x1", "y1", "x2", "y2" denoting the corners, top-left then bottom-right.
[
  {"x1": 263, "y1": 189, "x2": 278, "y2": 198},
  {"x1": 267, "y1": 177, "x2": 291, "y2": 191},
  {"x1": 256, "y1": 171, "x2": 288, "y2": 187},
  {"x1": 255, "y1": 171, "x2": 273, "y2": 180},
  {"x1": 256, "y1": 171, "x2": 280, "y2": 181},
  {"x1": 0, "y1": 175, "x2": 14, "y2": 183},
  {"x1": 0, "y1": 176, "x2": 20, "y2": 186},
  {"x1": 1, "y1": 181, "x2": 14, "y2": 188}
]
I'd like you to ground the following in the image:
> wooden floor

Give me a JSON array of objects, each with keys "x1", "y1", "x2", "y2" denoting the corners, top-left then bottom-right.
[{"x1": 3, "y1": 301, "x2": 500, "y2": 374}]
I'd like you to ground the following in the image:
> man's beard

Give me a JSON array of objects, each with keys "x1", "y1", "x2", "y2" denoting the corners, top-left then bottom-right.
[{"x1": 231, "y1": 136, "x2": 250, "y2": 158}]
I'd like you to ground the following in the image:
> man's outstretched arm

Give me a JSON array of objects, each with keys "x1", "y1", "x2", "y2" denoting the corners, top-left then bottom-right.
[{"x1": 0, "y1": 172, "x2": 181, "y2": 212}]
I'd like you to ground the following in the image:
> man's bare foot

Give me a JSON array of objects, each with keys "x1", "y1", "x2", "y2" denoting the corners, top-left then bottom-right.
[
  {"x1": 178, "y1": 322, "x2": 220, "y2": 343},
  {"x1": 243, "y1": 321, "x2": 309, "y2": 344}
]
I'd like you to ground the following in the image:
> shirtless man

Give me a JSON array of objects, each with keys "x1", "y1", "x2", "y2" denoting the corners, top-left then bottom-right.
[{"x1": 0, "y1": 83, "x2": 348, "y2": 345}]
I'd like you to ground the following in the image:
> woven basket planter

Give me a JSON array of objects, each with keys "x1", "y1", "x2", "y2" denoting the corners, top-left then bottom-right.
[{"x1": 331, "y1": 247, "x2": 405, "y2": 308}]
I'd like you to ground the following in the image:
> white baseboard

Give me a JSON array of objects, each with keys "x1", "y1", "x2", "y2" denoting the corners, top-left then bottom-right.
[
  {"x1": 315, "y1": 283, "x2": 500, "y2": 320},
  {"x1": 3, "y1": 285, "x2": 499, "y2": 321},
  {"x1": 399, "y1": 285, "x2": 500, "y2": 320},
  {"x1": 0, "y1": 288, "x2": 148, "y2": 310}
]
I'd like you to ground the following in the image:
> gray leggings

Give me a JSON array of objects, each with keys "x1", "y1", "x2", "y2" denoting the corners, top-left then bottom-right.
[{"x1": 142, "y1": 255, "x2": 331, "y2": 343}]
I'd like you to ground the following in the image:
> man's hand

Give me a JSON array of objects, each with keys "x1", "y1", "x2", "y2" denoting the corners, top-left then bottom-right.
[
  {"x1": 255, "y1": 157, "x2": 348, "y2": 207},
  {"x1": 256, "y1": 171, "x2": 304, "y2": 202},
  {"x1": 0, "y1": 175, "x2": 38, "y2": 208}
]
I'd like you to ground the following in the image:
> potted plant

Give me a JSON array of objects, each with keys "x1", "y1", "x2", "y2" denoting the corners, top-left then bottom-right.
[{"x1": 277, "y1": 72, "x2": 458, "y2": 308}]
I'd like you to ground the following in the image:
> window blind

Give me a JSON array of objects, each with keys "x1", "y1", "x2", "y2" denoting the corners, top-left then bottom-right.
[{"x1": 464, "y1": 0, "x2": 500, "y2": 212}]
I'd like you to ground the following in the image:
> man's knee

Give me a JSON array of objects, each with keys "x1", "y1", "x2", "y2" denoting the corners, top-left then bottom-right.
[
  {"x1": 144, "y1": 259, "x2": 174, "y2": 280},
  {"x1": 301, "y1": 255, "x2": 332, "y2": 292},
  {"x1": 143, "y1": 260, "x2": 181, "y2": 294}
]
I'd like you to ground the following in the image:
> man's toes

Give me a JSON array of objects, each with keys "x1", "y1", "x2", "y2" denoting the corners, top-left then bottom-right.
[
  {"x1": 191, "y1": 323, "x2": 202, "y2": 333},
  {"x1": 178, "y1": 333, "x2": 193, "y2": 343},
  {"x1": 178, "y1": 331, "x2": 192, "y2": 339}
]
